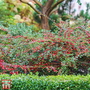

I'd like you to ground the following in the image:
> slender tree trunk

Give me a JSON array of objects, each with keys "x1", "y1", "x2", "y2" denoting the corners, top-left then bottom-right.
[
  {"x1": 41, "y1": 0, "x2": 54, "y2": 30},
  {"x1": 41, "y1": 15, "x2": 50, "y2": 30},
  {"x1": 41, "y1": 8, "x2": 50, "y2": 30}
]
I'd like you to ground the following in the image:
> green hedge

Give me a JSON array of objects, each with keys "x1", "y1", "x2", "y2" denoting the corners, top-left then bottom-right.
[{"x1": 0, "y1": 74, "x2": 90, "y2": 90}]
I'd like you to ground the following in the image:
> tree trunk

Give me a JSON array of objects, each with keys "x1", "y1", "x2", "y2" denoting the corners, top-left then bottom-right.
[
  {"x1": 41, "y1": 0, "x2": 54, "y2": 30},
  {"x1": 41, "y1": 14, "x2": 50, "y2": 30}
]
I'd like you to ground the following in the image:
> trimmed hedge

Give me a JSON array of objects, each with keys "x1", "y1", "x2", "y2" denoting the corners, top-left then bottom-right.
[{"x1": 0, "y1": 74, "x2": 90, "y2": 90}]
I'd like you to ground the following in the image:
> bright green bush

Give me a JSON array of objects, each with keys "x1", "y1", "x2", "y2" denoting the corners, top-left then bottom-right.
[
  {"x1": 0, "y1": 74, "x2": 90, "y2": 90},
  {"x1": 0, "y1": 0, "x2": 16, "y2": 26}
]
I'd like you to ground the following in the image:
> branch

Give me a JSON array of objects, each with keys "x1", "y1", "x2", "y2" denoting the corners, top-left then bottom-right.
[
  {"x1": 49, "y1": 0, "x2": 64, "y2": 14},
  {"x1": 33, "y1": 0, "x2": 42, "y2": 7},
  {"x1": 20, "y1": 0, "x2": 41, "y2": 14},
  {"x1": 43, "y1": 0, "x2": 54, "y2": 15},
  {"x1": 49, "y1": 5, "x2": 59, "y2": 16}
]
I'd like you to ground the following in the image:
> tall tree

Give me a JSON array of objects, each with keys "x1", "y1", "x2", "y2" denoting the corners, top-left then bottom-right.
[{"x1": 20, "y1": 0, "x2": 64, "y2": 30}]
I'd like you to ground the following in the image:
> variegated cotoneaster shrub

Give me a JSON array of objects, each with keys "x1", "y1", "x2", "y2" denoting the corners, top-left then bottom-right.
[{"x1": 0, "y1": 23, "x2": 90, "y2": 75}]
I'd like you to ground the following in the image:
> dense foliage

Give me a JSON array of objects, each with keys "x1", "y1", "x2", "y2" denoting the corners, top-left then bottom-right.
[{"x1": 0, "y1": 21, "x2": 90, "y2": 75}]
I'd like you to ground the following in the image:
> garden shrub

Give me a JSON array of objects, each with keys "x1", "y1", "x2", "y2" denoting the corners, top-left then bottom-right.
[
  {"x1": 0, "y1": 74, "x2": 90, "y2": 90},
  {"x1": 0, "y1": 21, "x2": 90, "y2": 75}
]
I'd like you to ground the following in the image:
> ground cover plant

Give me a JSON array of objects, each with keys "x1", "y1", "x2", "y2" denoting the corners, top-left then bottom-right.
[{"x1": 0, "y1": 21, "x2": 90, "y2": 75}]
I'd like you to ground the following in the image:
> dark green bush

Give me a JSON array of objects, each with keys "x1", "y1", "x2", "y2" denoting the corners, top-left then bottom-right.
[{"x1": 0, "y1": 74, "x2": 90, "y2": 90}]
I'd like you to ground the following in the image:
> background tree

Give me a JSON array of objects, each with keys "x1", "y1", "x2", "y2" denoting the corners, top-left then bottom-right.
[
  {"x1": 20, "y1": 0, "x2": 64, "y2": 30},
  {"x1": 33, "y1": 0, "x2": 60, "y2": 32}
]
